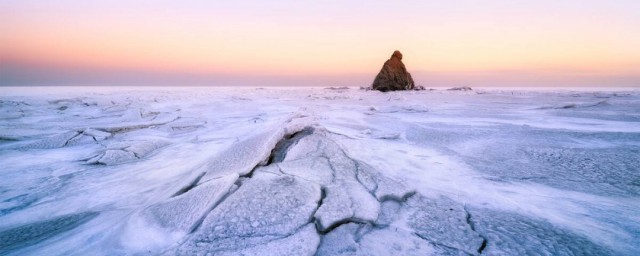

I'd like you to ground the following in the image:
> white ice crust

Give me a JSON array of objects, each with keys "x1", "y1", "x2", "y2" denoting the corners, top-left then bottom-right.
[{"x1": 0, "y1": 86, "x2": 638, "y2": 255}]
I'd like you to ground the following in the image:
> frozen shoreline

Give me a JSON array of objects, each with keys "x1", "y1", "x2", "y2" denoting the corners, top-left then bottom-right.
[
  {"x1": 1, "y1": 85, "x2": 639, "y2": 96},
  {"x1": 1, "y1": 87, "x2": 639, "y2": 255}
]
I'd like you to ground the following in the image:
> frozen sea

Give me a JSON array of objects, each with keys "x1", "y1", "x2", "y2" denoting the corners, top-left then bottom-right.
[{"x1": 0, "y1": 86, "x2": 639, "y2": 255}]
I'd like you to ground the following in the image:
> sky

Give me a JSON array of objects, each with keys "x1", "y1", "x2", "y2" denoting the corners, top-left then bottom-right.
[{"x1": 1, "y1": 0, "x2": 639, "y2": 87}]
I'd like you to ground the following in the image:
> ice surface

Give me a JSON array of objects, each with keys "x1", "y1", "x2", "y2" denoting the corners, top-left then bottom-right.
[
  {"x1": 21, "y1": 131, "x2": 81, "y2": 149},
  {"x1": 176, "y1": 171, "x2": 321, "y2": 254},
  {"x1": 214, "y1": 223, "x2": 320, "y2": 256},
  {"x1": 196, "y1": 114, "x2": 312, "y2": 182},
  {"x1": 314, "y1": 222, "x2": 447, "y2": 256},
  {"x1": 406, "y1": 195, "x2": 485, "y2": 254},
  {"x1": 0, "y1": 212, "x2": 98, "y2": 254},
  {"x1": 468, "y1": 206, "x2": 616, "y2": 255},
  {"x1": 142, "y1": 173, "x2": 238, "y2": 232},
  {"x1": 85, "y1": 139, "x2": 170, "y2": 165},
  {"x1": 314, "y1": 181, "x2": 380, "y2": 231},
  {"x1": 0, "y1": 86, "x2": 638, "y2": 255}
]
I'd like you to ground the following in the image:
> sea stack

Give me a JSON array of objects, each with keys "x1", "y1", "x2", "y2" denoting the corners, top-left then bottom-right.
[{"x1": 372, "y1": 50, "x2": 415, "y2": 92}]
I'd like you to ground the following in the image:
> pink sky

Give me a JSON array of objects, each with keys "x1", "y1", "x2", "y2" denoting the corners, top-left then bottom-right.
[{"x1": 1, "y1": 1, "x2": 639, "y2": 87}]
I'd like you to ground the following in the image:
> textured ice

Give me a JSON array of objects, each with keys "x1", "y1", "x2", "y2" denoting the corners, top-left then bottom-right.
[
  {"x1": 0, "y1": 87, "x2": 638, "y2": 255},
  {"x1": 356, "y1": 161, "x2": 415, "y2": 201},
  {"x1": 356, "y1": 228, "x2": 448, "y2": 256},
  {"x1": 407, "y1": 123, "x2": 640, "y2": 196},
  {"x1": 315, "y1": 222, "x2": 362, "y2": 255},
  {"x1": 90, "y1": 149, "x2": 136, "y2": 165},
  {"x1": 123, "y1": 140, "x2": 169, "y2": 157},
  {"x1": 21, "y1": 131, "x2": 80, "y2": 149},
  {"x1": 314, "y1": 181, "x2": 380, "y2": 231},
  {"x1": 406, "y1": 195, "x2": 485, "y2": 254},
  {"x1": 197, "y1": 115, "x2": 311, "y2": 182},
  {"x1": 165, "y1": 117, "x2": 207, "y2": 132},
  {"x1": 0, "y1": 212, "x2": 98, "y2": 254},
  {"x1": 280, "y1": 132, "x2": 326, "y2": 162},
  {"x1": 176, "y1": 171, "x2": 321, "y2": 254},
  {"x1": 215, "y1": 223, "x2": 320, "y2": 256},
  {"x1": 85, "y1": 139, "x2": 170, "y2": 165},
  {"x1": 142, "y1": 173, "x2": 238, "y2": 232},
  {"x1": 314, "y1": 193, "x2": 482, "y2": 256},
  {"x1": 271, "y1": 129, "x2": 387, "y2": 231},
  {"x1": 0, "y1": 171, "x2": 70, "y2": 216},
  {"x1": 92, "y1": 113, "x2": 178, "y2": 133},
  {"x1": 373, "y1": 104, "x2": 430, "y2": 114},
  {"x1": 197, "y1": 130, "x2": 278, "y2": 179},
  {"x1": 315, "y1": 222, "x2": 441, "y2": 256},
  {"x1": 276, "y1": 157, "x2": 334, "y2": 185},
  {"x1": 469, "y1": 206, "x2": 616, "y2": 255}
]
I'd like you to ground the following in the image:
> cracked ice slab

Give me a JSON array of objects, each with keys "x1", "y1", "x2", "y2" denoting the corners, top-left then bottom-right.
[
  {"x1": 277, "y1": 157, "x2": 334, "y2": 185},
  {"x1": 357, "y1": 228, "x2": 452, "y2": 256},
  {"x1": 176, "y1": 171, "x2": 321, "y2": 255},
  {"x1": 215, "y1": 223, "x2": 320, "y2": 256},
  {"x1": 20, "y1": 131, "x2": 80, "y2": 149},
  {"x1": 314, "y1": 195, "x2": 484, "y2": 256},
  {"x1": 85, "y1": 139, "x2": 170, "y2": 165},
  {"x1": 355, "y1": 161, "x2": 415, "y2": 201},
  {"x1": 141, "y1": 173, "x2": 238, "y2": 233},
  {"x1": 90, "y1": 149, "x2": 136, "y2": 165},
  {"x1": 272, "y1": 129, "x2": 384, "y2": 231},
  {"x1": 406, "y1": 195, "x2": 485, "y2": 255},
  {"x1": 316, "y1": 222, "x2": 441, "y2": 256},
  {"x1": 197, "y1": 116, "x2": 312, "y2": 182},
  {"x1": 91, "y1": 113, "x2": 179, "y2": 133},
  {"x1": 80, "y1": 128, "x2": 111, "y2": 140},
  {"x1": 280, "y1": 130, "x2": 359, "y2": 183},
  {"x1": 314, "y1": 181, "x2": 380, "y2": 232},
  {"x1": 315, "y1": 223, "x2": 366, "y2": 255},
  {"x1": 280, "y1": 132, "x2": 326, "y2": 162}
]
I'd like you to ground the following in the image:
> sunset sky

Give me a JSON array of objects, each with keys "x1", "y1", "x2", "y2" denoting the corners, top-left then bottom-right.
[{"x1": 1, "y1": 0, "x2": 639, "y2": 87}]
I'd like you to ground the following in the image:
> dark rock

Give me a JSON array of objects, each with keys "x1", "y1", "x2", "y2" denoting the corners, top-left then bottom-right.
[{"x1": 372, "y1": 51, "x2": 415, "y2": 92}]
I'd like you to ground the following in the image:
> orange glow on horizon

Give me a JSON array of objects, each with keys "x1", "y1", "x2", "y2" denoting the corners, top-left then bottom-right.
[{"x1": 2, "y1": 1, "x2": 639, "y2": 86}]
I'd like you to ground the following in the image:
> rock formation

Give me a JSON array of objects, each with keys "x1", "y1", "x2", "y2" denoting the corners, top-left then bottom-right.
[{"x1": 372, "y1": 50, "x2": 415, "y2": 92}]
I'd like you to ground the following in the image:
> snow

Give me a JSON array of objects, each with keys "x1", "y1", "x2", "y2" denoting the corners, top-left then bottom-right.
[{"x1": 0, "y1": 86, "x2": 639, "y2": 255}]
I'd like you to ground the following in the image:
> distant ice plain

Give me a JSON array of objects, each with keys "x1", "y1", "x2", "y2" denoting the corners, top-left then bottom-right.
[{"x1": 0, "y1": 86, "x2": 638, "y2": 255}]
